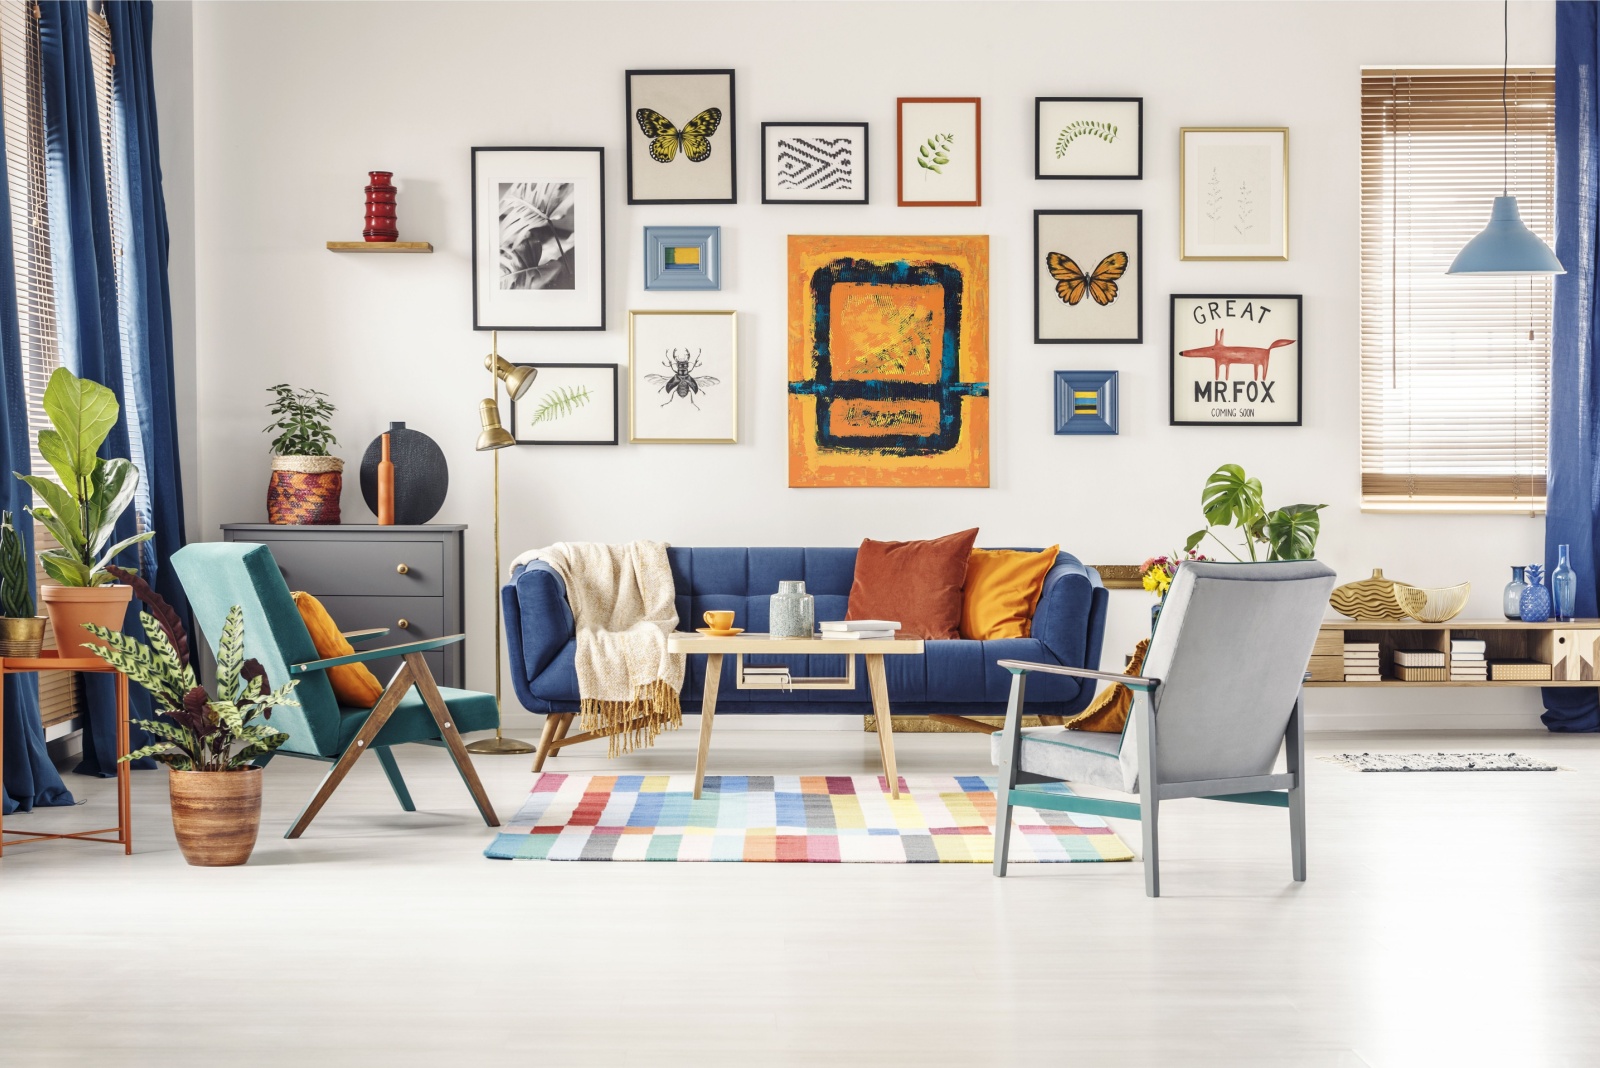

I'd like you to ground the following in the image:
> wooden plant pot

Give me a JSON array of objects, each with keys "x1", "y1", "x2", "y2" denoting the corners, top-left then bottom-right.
[
  {"x1": 168, "y1": 766, "x2": 264, "y2": 866},
  {"x1": 39, "y1": 583, "x2": 133, "y2": 653},
  {"x1": 268, "y1": 455, "x2": 344, "y2": 525},
  {"x1": 0, "y1": 614, "x2": 46, "y2": 657}
]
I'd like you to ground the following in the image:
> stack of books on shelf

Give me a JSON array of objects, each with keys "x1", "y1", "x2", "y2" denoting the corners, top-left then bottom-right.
[
  {"x1": 740, "y1": 665, "x2": 792, "y2": 688},
  {"x1": 818, "y1": 620, "x2": 900, "y2": 641},
  {"x1": 1450, "y1": 639, "x2": 1488, "y2": 681},
  {"x1": 1344, "y1": 641, "x2": 1381, "y2": 682},
  {"x1": 1392, "y1": 649, "x2": 1447, "y2": 682}
]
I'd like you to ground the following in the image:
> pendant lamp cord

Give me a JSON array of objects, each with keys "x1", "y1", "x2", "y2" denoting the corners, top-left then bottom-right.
[{"x1": 1502, "y1": 0, "x2": 1509, "y2": 195}]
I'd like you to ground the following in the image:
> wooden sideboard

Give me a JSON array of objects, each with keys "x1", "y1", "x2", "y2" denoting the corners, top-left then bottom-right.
[
  {"x1": 220, "y1": 524, "x2": 466, "y2": 687},
  {"x1": 1306, "y1": 618, "x2": 1600, "y2": 688}
]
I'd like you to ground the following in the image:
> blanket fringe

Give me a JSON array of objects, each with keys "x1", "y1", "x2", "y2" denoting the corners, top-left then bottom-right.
[{"x1": 580, "y1": 678, "x2": 683, "y2": 757}]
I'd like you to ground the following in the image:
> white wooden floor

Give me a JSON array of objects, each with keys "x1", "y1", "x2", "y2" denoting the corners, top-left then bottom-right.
[{"x1": 1, "y1": 727, "x2": 1597, "y2": 1067}]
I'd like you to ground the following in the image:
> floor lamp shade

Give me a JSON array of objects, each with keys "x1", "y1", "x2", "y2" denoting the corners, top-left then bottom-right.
[{"x1": 1447, "y1": 196, "x2": 1565, "y2": 276}]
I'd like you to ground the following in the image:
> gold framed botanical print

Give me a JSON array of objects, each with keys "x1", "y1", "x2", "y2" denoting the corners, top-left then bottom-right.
[{"x1": 1179, "y1": 128, "x2": 1289, "y2": 260}]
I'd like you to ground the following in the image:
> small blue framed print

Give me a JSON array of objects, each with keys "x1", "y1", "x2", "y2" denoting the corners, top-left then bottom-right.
[
  {"x1": 643, "y1": 226, "x2": 721, "y2": 291},
  {"x1": 1054, "y1": 370, "x2": 1119, "y2": 435}
]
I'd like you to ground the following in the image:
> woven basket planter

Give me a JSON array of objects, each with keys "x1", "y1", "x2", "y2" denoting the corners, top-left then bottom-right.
[{"x1": 267, "y1": 455, "x2": 344, "y2": 525}]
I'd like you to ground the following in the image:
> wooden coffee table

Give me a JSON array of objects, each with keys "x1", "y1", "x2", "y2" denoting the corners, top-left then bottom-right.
[{"x1": 666, "y1": 633, "x2": 926, "y2": 799}]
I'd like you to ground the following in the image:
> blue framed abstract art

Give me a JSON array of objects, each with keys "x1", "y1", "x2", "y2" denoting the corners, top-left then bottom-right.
[
  {"x1": 1054, "y1": 371, "x2": 1118, "y2": 435},
  {"x1": 644, "y1": 226, "x2": 721, "y2": 290}
]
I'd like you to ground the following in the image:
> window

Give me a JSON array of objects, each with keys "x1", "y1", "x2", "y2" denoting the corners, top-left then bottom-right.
[{"x1": 1360, "y1": 67, "x2": 1556, "y2": 512}]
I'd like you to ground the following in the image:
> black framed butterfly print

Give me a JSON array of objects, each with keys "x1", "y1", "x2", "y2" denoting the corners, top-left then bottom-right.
[
  {"x1": 471, "y1": 147, "x2": 606, "y2": 331},
  {"x1": 1034, "y1": 209, "x2": 1142, "y2": 344},
  {"x1": 626, "y1": 69, "x2": 736, "y2": 205}
]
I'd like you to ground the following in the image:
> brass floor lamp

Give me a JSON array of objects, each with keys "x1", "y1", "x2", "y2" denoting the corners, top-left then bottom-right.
[{"x1": 466, "y1": 332, "x2": 537, "y2": 756}]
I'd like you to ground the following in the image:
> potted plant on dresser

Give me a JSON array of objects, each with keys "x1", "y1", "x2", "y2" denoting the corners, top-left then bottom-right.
[
  {"x1": 86, "y1": 566, "x2": 297, "y2": 866},
  {"x1": 0, "y1": 510, "x2": 46, "y2": 657},
  {"x1": 13, "y1": 367, "x2": 154, "y2": 647},
  {"x1": 264, "y1": 383, "x2": 342, "y2": 524}
]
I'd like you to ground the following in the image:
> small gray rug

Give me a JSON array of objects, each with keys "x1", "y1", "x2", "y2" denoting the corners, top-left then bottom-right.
[{"x1": 1322, "y1": 752, "x2": 1558, "y2": 772}]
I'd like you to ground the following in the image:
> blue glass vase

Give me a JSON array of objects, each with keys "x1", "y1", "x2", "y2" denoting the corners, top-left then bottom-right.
[
  {"x1": 1503, "y1": 565, "x2": 1526, "y2": 620},
  {"x1": 1519, "y1": 564, "x2": 1552, "y2": 624},
  {"x1": 1553, "y1": 544, "x2": 1578, "y2": 622}
]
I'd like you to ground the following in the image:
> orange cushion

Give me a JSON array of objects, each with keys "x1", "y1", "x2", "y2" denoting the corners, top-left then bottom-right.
[
  {"x1": 846, "y1": 528, "x2": 980, "y2": 640},
  {"x1": 292, "y1": 591, "x2": 385, "y2": 708},
  {"x1": 1064, "y1": 639, "x2": 1150, "y2": 733},
  {"x1": 959, "y1": 546, "x2": 1059, "y2": 639}
]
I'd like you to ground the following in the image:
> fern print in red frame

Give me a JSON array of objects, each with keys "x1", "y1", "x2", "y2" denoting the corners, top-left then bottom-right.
[{"x1": 897, "y1": 98, "x2": 981, "y2": 207}]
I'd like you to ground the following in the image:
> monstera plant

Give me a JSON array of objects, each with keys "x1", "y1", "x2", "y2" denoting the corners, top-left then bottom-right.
[{"x1": 1185, "y1": 463, "x2": 1326, "y2": 562}]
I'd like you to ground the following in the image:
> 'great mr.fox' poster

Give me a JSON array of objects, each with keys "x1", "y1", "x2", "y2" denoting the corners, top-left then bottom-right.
[{"x1": 1169, "y1": 294, "x2": 1302, "y2": 426}]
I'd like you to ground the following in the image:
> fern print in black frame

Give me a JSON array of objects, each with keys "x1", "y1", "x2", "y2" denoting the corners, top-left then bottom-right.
[
  {"x1": 509, "y1": 363, "x2": 619, "y2": 445},
  {"x1": 1035, "y1": 98, "x2": 1143, "y2": 180},
  {"x1": 626, "y1": 70, "x2": 736, "y2": 204}
]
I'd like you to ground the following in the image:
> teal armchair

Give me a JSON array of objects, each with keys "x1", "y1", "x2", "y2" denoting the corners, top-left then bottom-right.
[{"x1": 172, "y1": 542, "x2": 499, "y2": 838}]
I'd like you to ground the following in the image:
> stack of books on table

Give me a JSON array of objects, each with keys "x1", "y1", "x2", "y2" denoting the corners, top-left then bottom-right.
[
  {"x1": 1392, "y1": 649, "x2": 1447, "y2": 683},
  {"x1": 1450, "y1": 639, "x2": 1488, "y2": 681},
  {"x1": 818, "y1": 620, "x2": 900, "y2": 641},
  {"x1": 1344, "y1": 642, "x2": 1381, "y2": 682},
  {"x1": 740, "y1": 665, "x2": 792, "y2": 687}
]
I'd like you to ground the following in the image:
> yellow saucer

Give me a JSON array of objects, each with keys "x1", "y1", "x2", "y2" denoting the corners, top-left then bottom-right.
[{"x1": 696, "y1": 627, "x2": 745, "y2": 637}]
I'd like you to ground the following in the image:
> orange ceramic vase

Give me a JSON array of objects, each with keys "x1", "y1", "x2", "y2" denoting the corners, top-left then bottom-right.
[
  {"x1": 39, "y1": 584, "x2": 133, "y2": 652},
  {"x1": 376, "y1": 433, "x2": 395, "y2": 525}
]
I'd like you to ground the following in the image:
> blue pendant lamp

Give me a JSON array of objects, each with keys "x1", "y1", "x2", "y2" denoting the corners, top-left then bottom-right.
[{"x1": 1447, "y1": 0, "x2": 1565, "y2": 276}]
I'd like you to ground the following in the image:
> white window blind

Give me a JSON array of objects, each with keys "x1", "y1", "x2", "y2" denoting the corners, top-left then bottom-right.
[
  {"x1": 1360, "y1": 67, "x2": 1555, "y2": 511},
  {"x1": 0, "y1": 0, "x2": 74, "y2": 725}
]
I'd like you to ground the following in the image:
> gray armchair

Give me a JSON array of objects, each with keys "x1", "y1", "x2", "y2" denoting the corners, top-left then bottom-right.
[{"x1": 990, "y1": 560, "x2": 1337, "y2": 897}]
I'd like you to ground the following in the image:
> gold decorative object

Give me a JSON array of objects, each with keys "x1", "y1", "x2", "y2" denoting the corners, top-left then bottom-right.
[
  {"x1": 1091, "y1": 564, "x2": 1144, "y2": 591},
  {"x1": 1329, "y1": 569, "x2": 1408, "y2": 621},
  {"x1": 0, "y1": 615, "x2": 45, "y2": 658},
  {"x1": 1393, "y1": 582, "x2": 1471, "y2": 623},
  {"x1": 466, "y1": 332, "x2": 537, "y2": 757}
]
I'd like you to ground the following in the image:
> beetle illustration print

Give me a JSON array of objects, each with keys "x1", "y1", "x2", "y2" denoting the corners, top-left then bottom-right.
[{"x1": 644, "y1": 347, "x2": 720, "y2": 408}]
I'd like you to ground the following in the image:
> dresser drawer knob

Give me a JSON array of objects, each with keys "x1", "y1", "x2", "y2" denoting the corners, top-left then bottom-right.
[
  {"x1": 398, "y1": 619, "x2": 410, "y2": 630},
  {"x1": 396, "y1": 563, "x2": 410, "y2": 575}
]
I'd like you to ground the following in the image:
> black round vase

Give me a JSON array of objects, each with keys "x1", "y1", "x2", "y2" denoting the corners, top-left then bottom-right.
[{"x1": 359, "y1": 422, "x2": 448, "y2": 525}]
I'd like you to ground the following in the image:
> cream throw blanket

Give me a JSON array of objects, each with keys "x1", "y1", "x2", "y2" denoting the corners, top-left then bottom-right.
[{"x1": 510, "y1": 541, "x2": 685, "y2": 756}]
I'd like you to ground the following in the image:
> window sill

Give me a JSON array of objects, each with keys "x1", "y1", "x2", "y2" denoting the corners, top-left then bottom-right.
[{"x1": 1361, "y1": 498, "x2": 1545, "y2": 516}]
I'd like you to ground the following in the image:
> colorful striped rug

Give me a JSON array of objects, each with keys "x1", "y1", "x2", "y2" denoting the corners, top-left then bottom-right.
[{"x1": 483, "y1": 773, "x2": 1134, "y2": 863}]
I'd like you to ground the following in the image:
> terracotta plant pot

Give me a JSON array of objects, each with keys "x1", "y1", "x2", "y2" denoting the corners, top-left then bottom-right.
[
  {"x1": 267, "y1": 455, "x2": 343, "y2": 525},
  {"x1": 0, "y1": 614, "x2": 46, "y2": 657},
  {"x1": 168, "y1": 766, "x2": 264, "y2": 866},
  {"x1": 39, "y1": 583, "x2": 133, "y2": 653}
]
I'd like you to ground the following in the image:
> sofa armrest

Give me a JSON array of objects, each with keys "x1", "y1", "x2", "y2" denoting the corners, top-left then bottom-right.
[
  {"x1": 1030, "y1": 553, "x2": 1109, "y2": 672},
  {"x1": 504, "y1": 561, "x2": 575, "y2": 687}
]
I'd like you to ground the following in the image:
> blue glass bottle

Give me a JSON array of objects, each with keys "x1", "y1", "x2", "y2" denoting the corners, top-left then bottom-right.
[
  {"x1": 1553, "y1": 544, "x2": 1578, "y2": 622},
  {"x1": 1520, "y1": 564, "x2": 1552, "y2": 624},
  {"x1": 1503, "y1": 565, "x2": 1526, "y2": 620}
]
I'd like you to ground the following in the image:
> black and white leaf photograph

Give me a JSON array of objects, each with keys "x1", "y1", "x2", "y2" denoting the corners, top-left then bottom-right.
[{"x1": 498, "y1": 181, "x2": 576, "y2": 290}]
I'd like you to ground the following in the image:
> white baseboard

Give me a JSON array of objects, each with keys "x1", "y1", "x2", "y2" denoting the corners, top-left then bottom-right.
[{"x1": 499, "y1": 711, "x2": 864, "y2": 733}]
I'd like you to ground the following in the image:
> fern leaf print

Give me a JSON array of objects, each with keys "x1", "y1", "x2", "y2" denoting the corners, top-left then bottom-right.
[{"x1": 528, "y1": 385, "x2": 594, "y2": 425}]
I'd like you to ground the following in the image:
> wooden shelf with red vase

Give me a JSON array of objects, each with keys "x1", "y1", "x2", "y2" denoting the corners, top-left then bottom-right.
[{"x1": 326, "y1": 241, "x2": 433, "y2": 253}]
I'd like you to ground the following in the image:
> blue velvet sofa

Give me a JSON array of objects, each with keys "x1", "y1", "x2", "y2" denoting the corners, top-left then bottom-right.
[{"x1": 503, "y1": 547, "x2": 1108, "y2": 720}]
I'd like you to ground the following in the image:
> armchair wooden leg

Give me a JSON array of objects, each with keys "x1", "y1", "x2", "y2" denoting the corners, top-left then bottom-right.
[
  {"x1": 993, "y1": 671, "x2": 1027, "y2": 877},
  {"x1": 287, "y1": 662, "x2": 416, "y2": 839},
  {"x1": 1135, "y1": 690, "x2": 1160, "y2": 898},
  {"x1": 375, "y1": 747, "x2": 416, "y2": 812},
  {"x1": 532, "y1": 713, "x2": 563, "y2": 773},
  {"x1": 406, "y1": 653, "x2": 500, "y2": 828},
  {"x1": 1286, "y1": 692, "x2": 1307, "y2": 882}
]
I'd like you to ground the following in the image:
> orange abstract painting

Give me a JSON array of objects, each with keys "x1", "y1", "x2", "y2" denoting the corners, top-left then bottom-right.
[{"x1": 787, "y1": 235, "x2": 989, "y2": 487}]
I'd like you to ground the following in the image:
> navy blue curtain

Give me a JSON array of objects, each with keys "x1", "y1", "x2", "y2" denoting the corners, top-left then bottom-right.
[
  {"x1": 1546, "y1": 0, "x2": 1600, "y2": 733},
  {"x1": 0, "y1": 93, "x2": 73, "y2": 814}
]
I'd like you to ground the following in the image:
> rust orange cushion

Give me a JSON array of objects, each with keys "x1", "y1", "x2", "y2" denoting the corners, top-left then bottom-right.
[
  {"x1": 959, "y1": 546, "x2": 1059, "y2": 640},
  {"x1": 846, "y1": 528, "x2": 979, "y2": 640},
  {"x1": 292, "y1": 591, "x2": 385, "y2": 708}
]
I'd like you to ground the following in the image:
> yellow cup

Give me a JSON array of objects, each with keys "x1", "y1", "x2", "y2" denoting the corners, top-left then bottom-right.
[{"x1": 703, "y1": 610, "x2": 735, "y2": 631}]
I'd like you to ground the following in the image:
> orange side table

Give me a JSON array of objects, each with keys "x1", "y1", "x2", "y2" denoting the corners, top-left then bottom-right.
[{"x1": 0, "y1": 650, "x2": 131, "y2": 857}]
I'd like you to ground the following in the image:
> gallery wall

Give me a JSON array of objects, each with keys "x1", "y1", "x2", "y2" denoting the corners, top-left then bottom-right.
[{"x1": 167, "y1": 0, "x2": 1557, "y2": 730}]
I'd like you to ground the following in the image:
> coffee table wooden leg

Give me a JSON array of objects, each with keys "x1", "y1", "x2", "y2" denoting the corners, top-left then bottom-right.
[
  {"x1": 117, "y1": 673, "x2": 131, "y2": 854},
  {"x1": 693, "y1": 653, "x2": 723, "y2": 800},
  {"x1": 866, "y1": 654, "x2": 899, "y2": 799}
]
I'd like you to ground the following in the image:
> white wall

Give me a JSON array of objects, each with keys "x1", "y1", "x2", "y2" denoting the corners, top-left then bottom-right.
[{"x1": 179, "y1": 0, "x2": 1557, "y2": 731}]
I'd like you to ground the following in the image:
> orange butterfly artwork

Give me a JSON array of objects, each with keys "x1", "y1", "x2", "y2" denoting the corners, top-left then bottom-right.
[{"x1": 1046, "y1": 251, "x2": 1127, "y2": 306}]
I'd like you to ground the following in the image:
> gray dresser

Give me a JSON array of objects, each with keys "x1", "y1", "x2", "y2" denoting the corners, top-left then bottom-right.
[{"x1": 220, "y1": 524, "x2": 466, "y2": 687}]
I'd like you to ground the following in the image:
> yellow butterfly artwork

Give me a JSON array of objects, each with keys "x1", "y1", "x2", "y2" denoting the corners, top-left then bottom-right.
[
  {"x1": 1046, "y1": 250, "x2": 1128, "y2": 306},
  {"x1": 635, "y1": 107, "x2": 723, "y2": 164}
]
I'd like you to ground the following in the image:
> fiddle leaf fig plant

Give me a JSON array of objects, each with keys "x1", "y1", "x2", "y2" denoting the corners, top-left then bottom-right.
[
  {"x1": 1185, "y1": 463, "x2": 1325, "y2": 562},
  {"x1": 14, "y1": 367, "x2": 153, "y2": 586}
]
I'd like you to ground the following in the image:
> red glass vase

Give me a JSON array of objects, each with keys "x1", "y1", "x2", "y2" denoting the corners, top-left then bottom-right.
[{"x1": 363, "y1": 170, "x2": 398, "y2": 242}]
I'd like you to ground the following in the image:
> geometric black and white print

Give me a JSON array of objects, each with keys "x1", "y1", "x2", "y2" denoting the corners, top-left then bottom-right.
[{"x1": 777, "y1": 137, "x2": 855, "y2": 190}]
